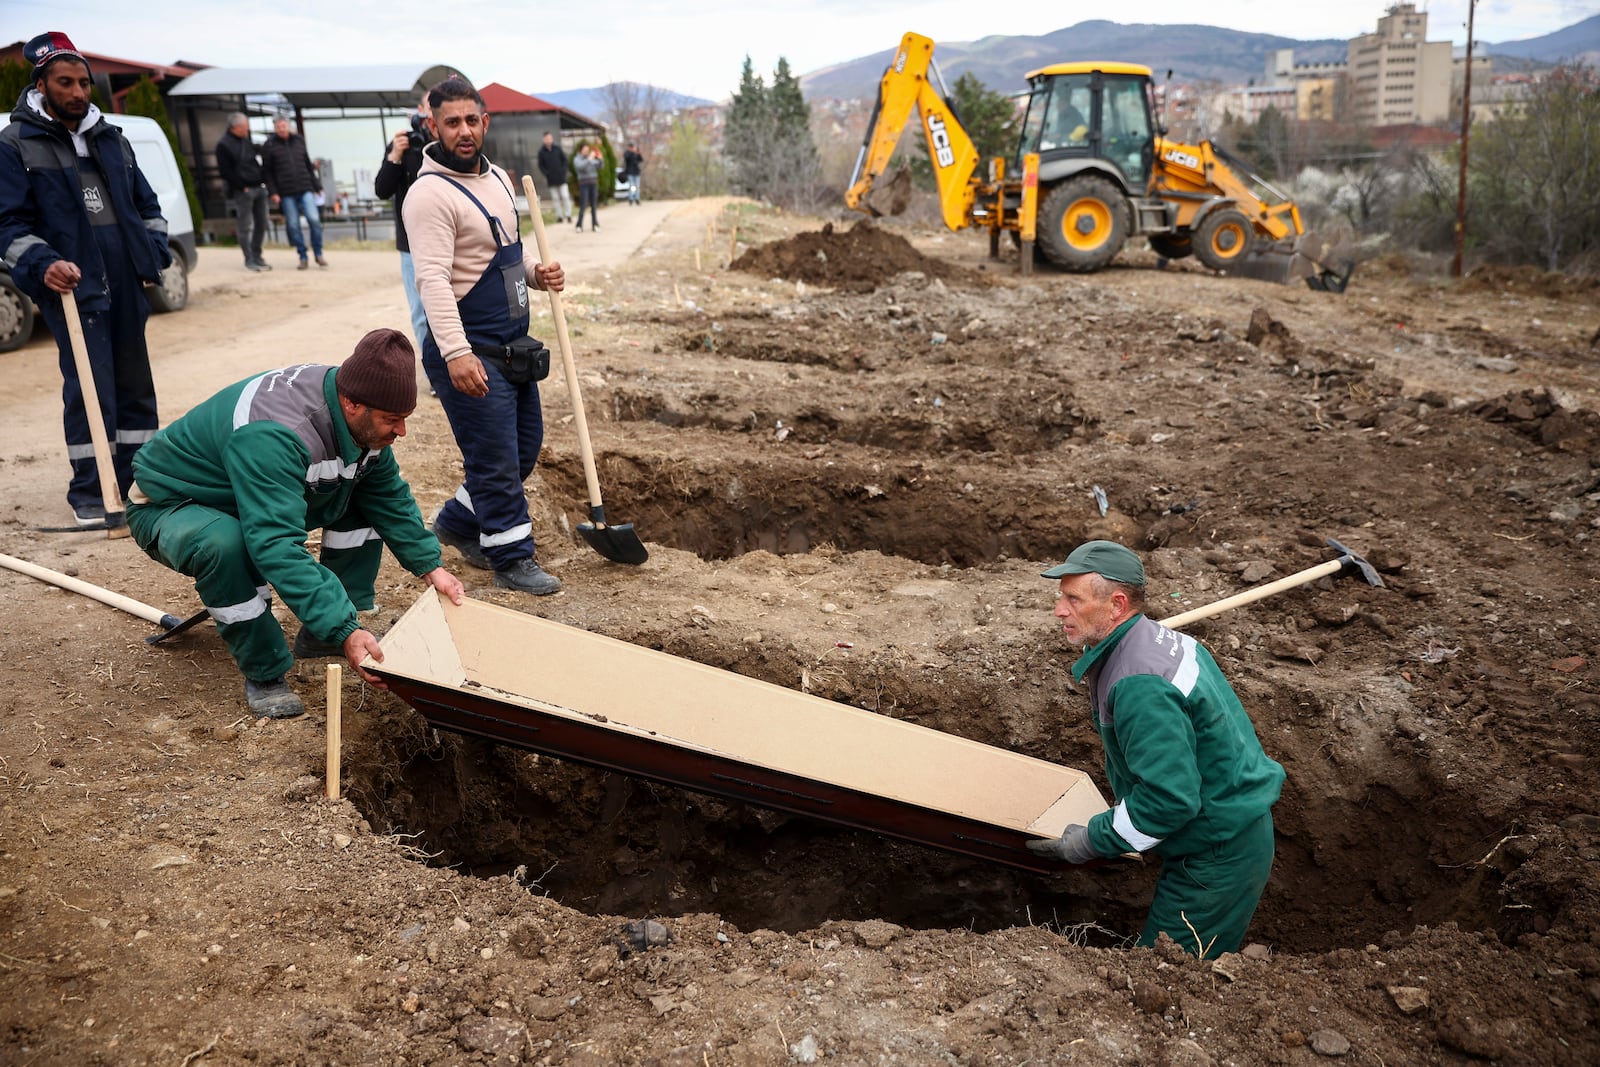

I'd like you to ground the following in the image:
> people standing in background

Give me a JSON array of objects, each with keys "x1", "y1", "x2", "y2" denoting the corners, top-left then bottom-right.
[
  {"x1": 573, "y1": 143, "x2": 600, "y2": 232},
  {"x1": 0, "y1": 31, "x2": 170, "y2": 527},
  {"x1": 537, "y1": 131, "x2": 571, "y2": 223},
  {"x1": 261, "y1": 113, "x2": 326, "y2": 270},
  {"x1": 215, "y1": 112, "x2": 271, "y2": 271},
  {"x1": 373, "y1": 92, "x2": 433, "y2": 348},
  {"x1": 622, "y1": 142, "x2": 643, "y2": 205}
]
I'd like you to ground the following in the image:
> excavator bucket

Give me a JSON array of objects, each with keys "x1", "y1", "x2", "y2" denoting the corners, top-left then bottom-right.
[
  {"x1": 1230, "y1": 232, "x2": 1355, "y2": 292},
  {"x1": 881, "y1": 167, "x2": 913, "y2": 217}
]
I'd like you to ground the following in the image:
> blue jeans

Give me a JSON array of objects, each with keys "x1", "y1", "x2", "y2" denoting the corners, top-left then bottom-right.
[
  {"x1": 280, "y1": 190, "x2": 323, "y2": 260},
  {"x1": 625, "y1": 174, "x2": 640, "y2": 203},
  {"x1": 398, "y1": 251, "x2": 428, "y2": 349}
]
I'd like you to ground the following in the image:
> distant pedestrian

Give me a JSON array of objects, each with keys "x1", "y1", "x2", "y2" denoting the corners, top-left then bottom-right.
[
  {"x1": 374, "y1": 91, "x2": 433, "y2": 348},
  {"x1": 537, "y1": 131, "x2": 571, "y2": 223},
  {"x1": 261, "y1": 113, "x2": 326, "y2": 269},
  {"x1": 573, "y1": 143, "x2": 600, "y2": 232},
  {"x1": 215, "y1": 112, "x2": 271, "y2": 271},
  {"x1": 622, "y1": 142, "x2": 643, "y2": 204}
]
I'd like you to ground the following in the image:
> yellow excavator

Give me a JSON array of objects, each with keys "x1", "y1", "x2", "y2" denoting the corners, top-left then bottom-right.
[{"x1": 845, "y1": 32, "x2": 1351, "y2": 291}]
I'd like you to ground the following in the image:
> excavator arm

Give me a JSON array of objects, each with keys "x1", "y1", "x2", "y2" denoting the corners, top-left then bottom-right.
[{"x1": 845, "y1": 32, "x2": 981, "y2": 232}]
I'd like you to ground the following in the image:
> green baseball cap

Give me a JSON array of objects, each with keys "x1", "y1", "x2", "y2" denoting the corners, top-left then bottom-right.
[{"x1": 1041, "y1": 540, "x2": 1146, "y2": 585}]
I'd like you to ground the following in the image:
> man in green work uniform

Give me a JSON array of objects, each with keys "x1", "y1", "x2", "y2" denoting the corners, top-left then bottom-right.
[
  {"x1": 1028, "y1": 540, "x2": 1285, "y2": 957},
  {"x1": 127, "y1": 329, "x2": 465, "y2": 719}
]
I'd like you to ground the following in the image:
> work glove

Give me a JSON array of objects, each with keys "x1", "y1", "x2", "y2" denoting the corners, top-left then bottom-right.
[{"x1": 1027, "y1": 824, "x2": 1098, "y2": 864}]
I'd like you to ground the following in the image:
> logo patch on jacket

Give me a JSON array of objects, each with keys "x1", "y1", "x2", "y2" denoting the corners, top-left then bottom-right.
[{"x1": 82, "y1": 185, "x2": 105, "y2": 215}]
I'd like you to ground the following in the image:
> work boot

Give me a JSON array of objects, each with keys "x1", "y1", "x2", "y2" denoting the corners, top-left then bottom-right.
[
  {"x1": 292, "y1": 627, "x2": 344, "y2": 659},
  {"x1": 253, "y1": 258, "x2": 273, "y2": 271},
  {"x1": 432, "y1": 524, "x2": 492, "y2": 570},
  {"x1": 297, "y1": 257, "x2": 309, "y2": 270},
  {"x1": 244, "y1": 676, "x2": 305, "y2": 719},
  {"x1": 493, "y1": 559, "x2": 562, "y2": 596},
  {"x1": 315, "y1": 256, "x2": 328, "y2": 267}
]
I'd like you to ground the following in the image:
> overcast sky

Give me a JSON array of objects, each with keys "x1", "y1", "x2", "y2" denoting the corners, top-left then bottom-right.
[{"x1": 12, "y1": 0, "x2": 1597, "y2": 102}]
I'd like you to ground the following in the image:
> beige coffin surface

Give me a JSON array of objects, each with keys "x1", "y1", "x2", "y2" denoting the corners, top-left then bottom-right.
[{"x1": 373, "y1": 590, "x2": 1107, "y2": 841}]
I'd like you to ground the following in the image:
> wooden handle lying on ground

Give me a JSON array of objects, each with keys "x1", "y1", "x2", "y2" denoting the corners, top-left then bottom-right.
[{"x1": 0, "y1": 552, "x2": 183, "y2": 628}]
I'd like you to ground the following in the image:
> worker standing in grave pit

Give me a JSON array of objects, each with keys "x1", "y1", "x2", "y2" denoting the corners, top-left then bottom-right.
[{"x1": 1027, "y1": 540, "x2": 1285, "y2": 957}]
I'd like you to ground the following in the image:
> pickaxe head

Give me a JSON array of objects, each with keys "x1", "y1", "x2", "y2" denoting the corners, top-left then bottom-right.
[{"x1": 1326, "y1": 537, "x2": 1384, "y2": 588}]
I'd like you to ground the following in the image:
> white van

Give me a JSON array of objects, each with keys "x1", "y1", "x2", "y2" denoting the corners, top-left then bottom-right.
[{"x1": 0, "y1": 112, "x2": 198, "y2": 351}]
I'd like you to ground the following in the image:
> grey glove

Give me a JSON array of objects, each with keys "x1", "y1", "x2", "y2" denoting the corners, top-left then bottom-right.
[{"x1": 1026, "y1": 824, "x2": 1098, "y2": 864}]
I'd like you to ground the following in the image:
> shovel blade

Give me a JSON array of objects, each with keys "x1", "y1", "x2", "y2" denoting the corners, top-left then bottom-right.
[{"x1": 579, "y1": 522, "x2": 649, "y2": 566}]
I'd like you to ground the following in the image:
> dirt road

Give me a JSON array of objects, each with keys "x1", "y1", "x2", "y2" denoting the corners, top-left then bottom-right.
[{"x1": 2, "y1": 199, "x2": 1599, "y2": 1065}]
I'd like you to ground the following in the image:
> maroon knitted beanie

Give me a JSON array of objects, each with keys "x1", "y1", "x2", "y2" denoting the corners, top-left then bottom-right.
[{"x1": 336, "y1": 329, "x2": 418, "y2": 413}]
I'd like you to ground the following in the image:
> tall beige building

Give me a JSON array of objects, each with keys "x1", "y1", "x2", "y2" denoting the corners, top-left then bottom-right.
[{"x1": 1347, "y1": 3, "x2": 1454, "y2": 125}]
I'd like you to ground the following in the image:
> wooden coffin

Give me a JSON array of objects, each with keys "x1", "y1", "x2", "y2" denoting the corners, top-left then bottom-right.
[{"x1": 369, "y1": 590, "x2": 1106, "y2": 873}]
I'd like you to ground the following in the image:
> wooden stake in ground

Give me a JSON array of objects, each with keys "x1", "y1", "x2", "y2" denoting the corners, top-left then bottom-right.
[
  {"x1": 727, "y1": 225, "x2": 738, "y2": 267},
  {"x1": 673, "y1": 281, "x2": 683, "y2": 306},
  {"x1": 694, "y1": 247, "x2": 701, "y2": 272},
  {"x1": 62, "y1": 291, "x2": 128, "y2": 537},
  {"x1": 325, "y1": 663, "x2": 342, "y2": 800}
]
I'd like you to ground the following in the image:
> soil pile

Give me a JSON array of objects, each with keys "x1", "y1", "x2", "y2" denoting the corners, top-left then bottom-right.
[{"x1": 730, "y1": 217, "x2": 982, "y2": 292}]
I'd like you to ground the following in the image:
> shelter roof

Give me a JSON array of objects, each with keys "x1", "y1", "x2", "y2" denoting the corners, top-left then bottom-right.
[{"x1": 167, "y1": 63, "x2": 463, "y2": 110}]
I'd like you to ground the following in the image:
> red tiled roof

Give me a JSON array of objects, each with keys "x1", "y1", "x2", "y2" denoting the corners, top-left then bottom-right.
[{"x1": 478, "y1": 82, "x2": 559, "y2": 114}]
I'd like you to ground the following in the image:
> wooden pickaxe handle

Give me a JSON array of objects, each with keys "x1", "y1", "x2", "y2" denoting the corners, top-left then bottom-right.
[
  {"x1": 62, "y1": 290, "x2": 129, "y2": 536},
  {"x1": 1163, "y1": 557, "x2": 1346, "y2": 630},
  {"x1": 0, "y1": 552, "x2": 185, "y2": 629}
]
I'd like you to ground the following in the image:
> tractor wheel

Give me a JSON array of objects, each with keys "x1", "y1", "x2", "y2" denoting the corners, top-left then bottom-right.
[
  {"x1": 1194, "y1": 208, "x2": 1255, "y2": 272},
  {"x1": 1148, "y1": 234, "x2": 1193, "y2": 260},
  {"x1": 1036, "y1": 175, "x2": 1129, "y2": 272}
]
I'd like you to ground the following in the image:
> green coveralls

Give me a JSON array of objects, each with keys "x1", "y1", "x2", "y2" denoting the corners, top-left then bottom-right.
[
  {"x1": 128, "y1": 364, "x2": 442, "y2": 684},
  {"x1": 1073, "y1": 614, "x2": 1285, "y2": 957}
]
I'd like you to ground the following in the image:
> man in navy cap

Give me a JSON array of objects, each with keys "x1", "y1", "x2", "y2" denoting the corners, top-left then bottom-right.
[
  {"x1": 0, "y1": 31, "x2": 172, "y2": 526},
  {"x1": 1029, "y1": 540, "x2": 1286, "y2": 957}
]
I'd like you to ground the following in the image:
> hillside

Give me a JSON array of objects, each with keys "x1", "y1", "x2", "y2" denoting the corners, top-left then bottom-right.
[
  {"x1": 1486, "y1": 12, "x2": 1600, "y2": 65},
  {"x1": 800, "y1": 20, "x2": 1348, "y2": 101},
  {"x1": 535, "y1": 84, "x2": 715, "y2": 123}
]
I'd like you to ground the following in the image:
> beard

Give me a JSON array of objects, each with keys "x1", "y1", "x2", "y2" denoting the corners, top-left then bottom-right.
[{"x1": 430, "y1": 138, "x2": 484, "y2": 175}]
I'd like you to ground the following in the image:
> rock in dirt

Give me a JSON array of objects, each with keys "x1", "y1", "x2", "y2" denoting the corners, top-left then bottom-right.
[
  {"x1": 788, "y1": 1034, "x2": 820, "y2": 1063},
  {"x1": 1210, "y1": 952, "x2": 1244, "y2": 981},
  {"x1": 849, "y1": 919, "x2": 903, "y2": 948},
  {"x1": 1309, "y1": 1029, "x2": 1351, "y2": 1056},
  {"x1": 1387, "y1": 985, "x2": 1429, "y2": 1014},
  {"x1": 455, "y1": 1015, "x2": 526, "y2": 1056},
  {"x1": 619, "y1": 919, "x2": 672, "y2": 953},
  {"x1": 283, "y1": 775, "x2": 322, "y2": 802},
  {"x1": 1131, "y1": 980, "x2": 1176, "y2": 1016}
]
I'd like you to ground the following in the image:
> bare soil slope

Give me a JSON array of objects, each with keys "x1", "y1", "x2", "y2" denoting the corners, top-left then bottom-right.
[{"x1": 2, "y1": 205, "x2": 1599, "y2": 1065}]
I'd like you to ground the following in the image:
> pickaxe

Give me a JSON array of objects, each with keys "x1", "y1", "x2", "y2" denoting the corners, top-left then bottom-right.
[
  {"x1": 1162, "y1": 537, "x2": 1384, "y2": 630},
  {"x1": 0, "y1": 552, "x2": 209, "y2": 644}
]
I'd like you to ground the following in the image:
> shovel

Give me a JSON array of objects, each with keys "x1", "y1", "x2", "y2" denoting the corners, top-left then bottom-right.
[
  {"x1": 47, "y1": 290, "x2": 130, "y2": 536},
  {"x1": 0, "y1": 552, "x2": 209, "y2": 644},
  {"x1": 1162, "y1": 538, "x2": 1384, "y2": 630},
  {"x1": 520, "y1": 174, "x2": 647, "y2": 565}
]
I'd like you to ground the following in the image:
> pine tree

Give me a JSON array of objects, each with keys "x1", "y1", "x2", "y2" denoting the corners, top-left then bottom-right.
[{"x1": 724, "y1": 57, "x2": 772, "y2": 196}]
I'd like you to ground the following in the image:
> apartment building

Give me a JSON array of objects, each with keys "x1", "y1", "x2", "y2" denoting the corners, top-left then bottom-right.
[{"x1": 1347, "y1": 3, "x2": 1454, "y2": 125}]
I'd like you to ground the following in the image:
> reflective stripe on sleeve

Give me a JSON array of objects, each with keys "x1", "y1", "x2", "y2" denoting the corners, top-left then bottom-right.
[{"x1": 1113, "y1": 801, "x2": 1164, "y2": 853}]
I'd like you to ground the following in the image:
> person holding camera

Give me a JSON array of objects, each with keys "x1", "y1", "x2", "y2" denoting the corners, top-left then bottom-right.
[
  {"x1": 374, "y1": 91, "x2": 434, "y2": 349},
  {"x1": 402, "y1": 76, "x2": 566, "y2": 596}
]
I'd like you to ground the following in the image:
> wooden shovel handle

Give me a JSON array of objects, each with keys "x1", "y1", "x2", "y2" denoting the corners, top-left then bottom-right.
[
  {"x1": 1163, "y1": 558, "x2": 1345, "y2": 630},
  {"x1": 521, "y1": 174, "x2": 606, "y2": 518},
  {"x1": 62, "y1": 291, "x2": 127, "y2": 525}
]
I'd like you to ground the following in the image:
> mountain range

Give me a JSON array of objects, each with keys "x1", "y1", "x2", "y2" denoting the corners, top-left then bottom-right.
[{"x1": 535, "y1": 15, "x2": 1600, "y2": 117}]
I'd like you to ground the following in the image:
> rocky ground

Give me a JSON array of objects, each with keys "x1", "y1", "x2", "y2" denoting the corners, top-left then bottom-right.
[{"x1": 2, "y1": 198, "x2": 1599, "y2": 1065}]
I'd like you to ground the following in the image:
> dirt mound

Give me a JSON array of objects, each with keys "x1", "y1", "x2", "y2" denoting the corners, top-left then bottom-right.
[
  {"x1": 1460, "y1": 262, "x2": 1600, "y2": 298},
  {"x1": 730, "y1": 218, "x2": 981, "y2": 292}
]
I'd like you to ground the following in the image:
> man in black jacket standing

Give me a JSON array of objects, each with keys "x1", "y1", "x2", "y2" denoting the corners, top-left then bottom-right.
[
  {"x1": 261, "y1": 113, "x2": 325, "y2": 269},
  {"x1": 373, "y1": 93, "x2": 432, "y2": 347},
  {"x1": 537, "y1": 131, "x2": 570, "y2": 223},
  {"x1": 215, "y1": 112, "x2": 271, "y2": 271},
  {"x1": 0, "y1": 31, "x2": 170, "y2": 526}
]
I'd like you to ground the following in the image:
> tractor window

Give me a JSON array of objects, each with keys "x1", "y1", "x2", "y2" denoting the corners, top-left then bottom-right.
[
  {"x1": 1040, "y1": 77, "x2": 1093, "y2": 151},
  {"x1": 1102, "y1": 78, "x2": 1153, "y2": 184}
]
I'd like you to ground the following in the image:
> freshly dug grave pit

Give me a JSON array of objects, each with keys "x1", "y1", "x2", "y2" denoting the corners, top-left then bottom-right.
[{"x1": 340, "y1": 615, "x2": 1526, "y2": 957}]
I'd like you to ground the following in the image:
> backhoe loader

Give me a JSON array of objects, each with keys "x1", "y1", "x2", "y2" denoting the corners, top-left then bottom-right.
[{"x1": 845, "y1": 32, "x2": 1351, "y2": 291}]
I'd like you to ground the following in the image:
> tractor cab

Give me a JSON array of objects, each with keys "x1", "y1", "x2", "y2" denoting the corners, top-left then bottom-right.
[{"x1": 1017, "y1": 63, "x2": 1157, "y2": 192}]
